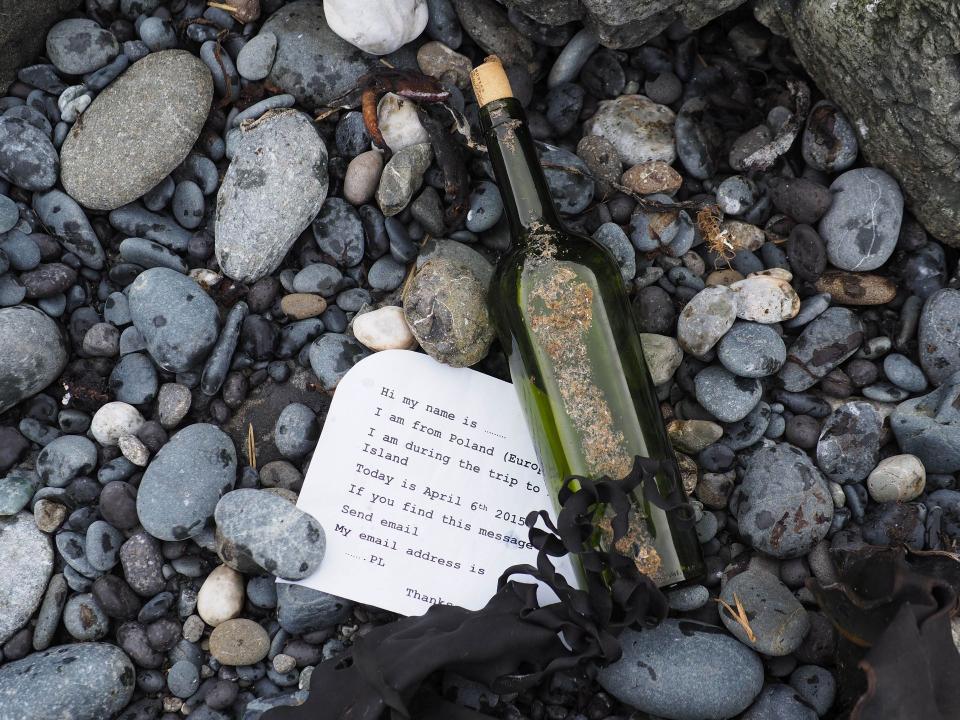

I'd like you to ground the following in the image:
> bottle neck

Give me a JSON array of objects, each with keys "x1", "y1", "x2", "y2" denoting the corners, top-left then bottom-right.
[{"x1": 479, "y1": 98, "x2": 563, "y2": 237}]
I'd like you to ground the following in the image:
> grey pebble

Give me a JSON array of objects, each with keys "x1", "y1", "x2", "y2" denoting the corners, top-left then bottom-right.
[
  {"x1": 0, "y1": 642, "x2": 134, "y2": 720},
  {"x1": 274, "y1": 403, "x2": 320, "y2": 459},
  {"x1": 734, "y1": 443, "x2": 833, "y2": 558},
  {"x1": 718, "y1": 321, "x2": 786, "y2": 378},
  {"x1": 237, "y1": 31, "x2": 278, "y2": 81},
  {"x1": 36, "y1": 434, "x2": 97, "y2": 487},
  {"x1": 695, "y1": 366, "x2": 762, "y2": 422},
  {"x1": 0, "y1": 512, "x2": 53, "y2": 644},
  {"x1": 214, "y1": 489, "x2": 325, "y2": 580},
  {"x1": 136, "y1": 423, "x2": 236, "y2": 541},
  {"x1": 276, "y1": 583, "x2": 351, "y2": 634},
  {"x1": 598, "y1": 620, "x2": 763, "y2": 720},
  {"x1": 63, "y1": 593, "x2": 110, "y2": 641},
  {"x1": 129, "y1": 267, "x2": 220, "y2": 373}
]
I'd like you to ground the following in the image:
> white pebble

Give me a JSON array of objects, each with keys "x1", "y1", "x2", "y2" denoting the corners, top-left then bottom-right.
[
  {"x1": 196, "y1": 564, "x2": 245, "y2": 627},
  {"x1": 377, "y1": 93, "x2": 430, "y2": 153},
  {"x1": 90, "y1": 401, "x2": 145, "y2": 446},
  {"x1": 324, "y1": 0, "x2": 428, "y2": 55},
  {"x1": 118, "y1": 434, "x2": 150, "y2": 467},
  {"x1": 353, "y1": 306, "x2": 416, "y2": 351},
  {"x1": 273, "y1": 653, "x2": 297, "y2": 673},
  {"x1": 867, "y1": 454, "x2": 926, "y2": 503},
  {"x1": 730, "y1": 276, "x2": 800, "y2": 324}
]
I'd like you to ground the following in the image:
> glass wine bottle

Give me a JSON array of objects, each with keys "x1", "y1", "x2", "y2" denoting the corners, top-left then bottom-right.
[{"x1": 471, "y1": 57, "x2": 704, "y2": 589}]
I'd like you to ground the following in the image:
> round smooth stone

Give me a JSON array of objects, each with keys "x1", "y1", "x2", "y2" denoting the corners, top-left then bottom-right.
[
  {"x1": 209, "y1": 618, "x2": 270, "y2": 666},
  {"x1": 0, "y1": 643, "x2": 134, "y2": 720},
  {"x1": 0, "y1": 305, "x2": 68, "y2": 414},
  {"x1": 676, "y1": 286, "x2": 737, "y2": 358},
  {"x1": 734, "y1": 443, "x2": 834, "y2": 558},
  {"x1": 197, "y1": 564, "x2": 245, "y2": 627},
  {"x1": 236, "y1": 31, "x2": 278, "y2": 81},
  {"x1": 214, "y1": 489, "x2": 325, "y2": 580},
  {"x1": 717, "y1": 322, "x2": 786, "y2": 378},
  {"x1": 136, "y1": 423, "x2": 236, "y2": 541},
  {"x1": 90, "y1": 402, "x2": 145, "y2": 447},
  {"x1": 719, "y1": 569, "x2": 809, "y2": 656},
  {"x1": 60, "y1": 51, "x2": 213, "y2": 211},
  {"x1": 46, "y1": 19, "x2": 120, "y2": 75},
  {"x1": 866, "y1": 454, "x2": 926, "y2": 503},
  {"x1": 819, "y1": 168, "x2": 902, "y2": 272},
  {"x1": 695, "y1": 366, "x2": 762, "y2": 423},
  {"x1": 598, "y1": 620, "x2": 763, "y2": 720},
  {"x1": 353, "y1": 306, "x2": 417, "y2": 351},
  {"x1": 274, "y1": 403, "x2": 320, "y2": 459},
  {"x1": 63, "y1": 593, "x2": 110, "y2": 641}
]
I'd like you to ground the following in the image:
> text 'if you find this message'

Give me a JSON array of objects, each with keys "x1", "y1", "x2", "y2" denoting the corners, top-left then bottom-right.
[{"x1": 290, "y1": 350, "x2": 580, "y2": 616}]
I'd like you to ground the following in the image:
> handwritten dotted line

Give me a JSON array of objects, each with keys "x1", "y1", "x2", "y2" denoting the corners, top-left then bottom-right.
[{"x1": 484, "y1": 429, "x2": 507, "y2": 439}]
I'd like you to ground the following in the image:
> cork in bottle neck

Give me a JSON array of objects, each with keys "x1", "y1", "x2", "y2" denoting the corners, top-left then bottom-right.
[{"x1": 470, "y1": 56, "x2": 514, "y2": 107}]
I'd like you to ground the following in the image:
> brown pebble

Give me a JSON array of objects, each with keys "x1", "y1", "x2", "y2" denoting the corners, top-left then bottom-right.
[
  {"x1": 621, "y1": 160, "x2": 682, "y2": 196},
  {"x1": 280, "y1": 293, "x2": 327, "y2": 319},
  {"x1": 706, "y1": 269, "x2": 744, "y2": 286},
  {"x1": 208, "y1": 618, "x2": 270, "y2": 666},
  {"x1": 34, "y1": 499, "x2": 67, "y2": 533},
  {"x1": 815, "y1": 271, "x2": 896, "y2": 305}
]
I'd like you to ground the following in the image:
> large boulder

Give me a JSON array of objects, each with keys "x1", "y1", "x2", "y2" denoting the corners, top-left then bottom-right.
[
  {"x1": 755, "y1": 0, "x2": 960, "y2": 247},
  {"x1": 0, "y1": 0, "x2": 81, "y2": 93},
  {"x1": 499, "y1": 0, "x2": 747, "y2": 48}
]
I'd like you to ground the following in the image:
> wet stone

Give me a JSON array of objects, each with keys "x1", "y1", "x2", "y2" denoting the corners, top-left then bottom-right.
[
  {"x1": 46, "y1": 19, "x2": 120, "y2": 76},
  {"x1": 918, "y1": 289, "x2": 960, "y2": 386},
  {"x1": 309, "y1": 333, "x2": 371, "y2": 391},
  {"x1": 890, "y1": 374, "x2": 960, "y2": 473},
  {"x1": 0, "y1": 305, "x2": 68, "y2": 414},
  {"x1": 262, "y1": 0, "x2": 377, "y2": 109},
  {"x1": 819, "y1": 168, "x2": 902, "y2": 272},
  {"x1": 802, "y1": 101, "x2": 858, "y2": 174}
]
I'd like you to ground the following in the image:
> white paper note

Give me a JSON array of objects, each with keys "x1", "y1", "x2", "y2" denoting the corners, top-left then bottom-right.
[{"x1": 291, "y1": 349, "x2": 581, "y2": 616}]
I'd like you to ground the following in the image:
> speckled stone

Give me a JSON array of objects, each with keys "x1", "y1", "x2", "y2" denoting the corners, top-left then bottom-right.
[
  {"x1": 208, "y1": 618, "x2": 270, "y2": 666},
  {"x1": 0, "y1": 512, "x2": 53, "y2": 643},
  {"x1": 215, "y1": 111, "x2": 329, "y2": 283},
  {"x1": 0, "y1": 305, "x2": 68, "y2": 414},
  {"x1": 0, "y1": 643, "x2": 134, "y2": 720},
  {"x1": 599, "y1": 620, "x2": 764, "y2": 720},
  {"x1": 60, "y1": 51, "x2": 213, "y2": 211},
  {"x1": 137, "y1": 423, "x2": 237, "y2": 541},
  {"x1": 734, "y1": 443, "x2": 834, "y2": 558},
  {"x1": 214, "y1": 489, "x2": 325, "y2": 580}
]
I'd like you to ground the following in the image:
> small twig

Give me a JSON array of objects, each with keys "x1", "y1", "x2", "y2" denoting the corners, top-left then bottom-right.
[
  {"x1": 246, "y1": 422, "x2": 257, "y2": 470},
  {"x1": 716, "y1": 593, "x2": 757, "y2": 643}
]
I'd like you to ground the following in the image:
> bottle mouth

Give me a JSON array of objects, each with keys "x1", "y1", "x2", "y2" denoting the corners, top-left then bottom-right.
[{"x1": 470, "y1": 55, "x2": 514, "y2": 107}]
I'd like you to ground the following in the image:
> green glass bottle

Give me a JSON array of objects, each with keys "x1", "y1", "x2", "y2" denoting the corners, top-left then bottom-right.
[{"x1": 472, "y1": 57, "x2": 704, "y2": 589}]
